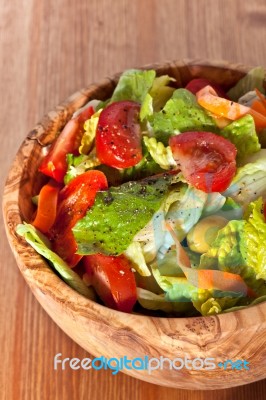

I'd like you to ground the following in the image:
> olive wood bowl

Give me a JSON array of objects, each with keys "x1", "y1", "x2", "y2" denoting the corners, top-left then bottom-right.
[{"x1": 3, "y1": 59, "x2": 266, "y2": 390}]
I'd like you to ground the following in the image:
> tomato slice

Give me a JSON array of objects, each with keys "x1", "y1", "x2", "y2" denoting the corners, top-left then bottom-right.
[
  {"x1": 169, "y1": 131, "x2": 237, "y2": 193},
  {"x1": 83, "y1": 254, "x2": 137, "y2": 313},
  {"x1": 95, "y1": 101, "x2": 142, "y2": 168},
  {"x1": 49, "y1": 170, "x2": 108, "y2": 267},
  {"x1": 186, "y1": 78, "x2": 229, "y2": 98},
  {"x1": 32, "y1": 179, "x2": 61, "y2": 233},
  {"x1": 39, "y1": 106, "x2": 95, "y2": 182}
]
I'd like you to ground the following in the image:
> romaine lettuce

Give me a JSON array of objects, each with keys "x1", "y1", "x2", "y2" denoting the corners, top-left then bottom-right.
[
  {"x1": 200, "y1": 198, "x2": 266, "y2": 296},
  {"x1": 220, "y1": 115, "x2": 260, "y2": 160},
  {"x1": 227, "y1": 67, "x2": 265, "y2": 101},
  {"x1": 79, "y1": 108, "x2": 102, "y2": 155},
  {"x1": 73, "y1": 174, "x2": 181, "y2": 255},
  {"x1": 137, "y1": 287, "x2": 193, "y2": 313},
  {"x1": 149, "y1": 89, "x2": 217, "y2": 144},
  {"x1": 140, "y1": 75, "x2": 175, "y2": 120},
  {"x1": 110, "y1": 69, "x2": 156, "y2": 103},
  {"x1": 124, "y1": 242, "x2": 151, "y2": 276},
  {"x1": 143, "y1": 136, "x2": 177, "y2": 170},
  {"x1": 224, "y1": 159, "x2": 266, "y2": 207},
  {"x1": 16, "y1": 223, "x2": 95, "y2": 299},
  {"x1": 64, "y1": 150, "x2": 100, "y2": 185}
]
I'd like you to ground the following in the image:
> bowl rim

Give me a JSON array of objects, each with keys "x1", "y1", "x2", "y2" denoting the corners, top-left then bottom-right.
[{"x1": 3, "y1": 58, "x2": 266, "y2": 327}]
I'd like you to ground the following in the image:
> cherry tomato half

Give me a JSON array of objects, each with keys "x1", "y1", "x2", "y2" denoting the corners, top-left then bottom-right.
[
  {"x1": 83, "y1": 254, "x2": 137, "y2": 313},
  {"x1": 49, "y1": 170, "x2": 108, "y2": 267},
  {"x1": 96, "y1": 101, "x2": 142, "y2": 168},
  {"x1": 169, "y1": 131, "x2": 237, "y2": 193},
  {"x1": 39, "y1": 106, "x2": 95, "y2": 183}
]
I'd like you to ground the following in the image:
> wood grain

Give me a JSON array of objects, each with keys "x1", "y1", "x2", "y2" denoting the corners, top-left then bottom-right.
[{"x1": 1, "y1": 0, "x2": 266, "y2": 399}]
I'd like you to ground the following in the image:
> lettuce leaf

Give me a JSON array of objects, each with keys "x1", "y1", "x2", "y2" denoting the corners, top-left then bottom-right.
[
  {"x1": 223, "y1": 159, "x2": 266, "y2": 207},
  {"x1": 149, "y1": 89, "x2": 217, "y2": 144},
  {"x1": 73, "y1": 174, "x2": 181, "y2": 255},
  {"x1": 110, "y1": 69, "x2": 156, "y2": 103},
  {"x1": 149, "y1": 75, "x2": 176, "y2": 112},
  {"x1": 151, "y1": 265, "x2": 242, "y2": 315},
  {"x1": 79, "y1": 108, "x2": 102, "y2": 155},
  {"x1": 166, "y1": 186, "x2": 225, "y2": 241},
  {"x1": 200, "y1": 198, "x2": 266, "y2": 296},
  {"x1": 193, "y1": 295, "x2": 242, "y2": 316},
  {"x1": 214, "y1": 197, "x2": 243, "y2": 220},
  {"x1": 140, "y1": 93, "x2": 153, "y2": 121},
  {"x1": 137, "y1": 287, "x2": 193, "y2": 313},
  {"x1": 124, "y1": 242, "x2": 151, "y2": 276},
  {"x1": 243, "y1": 198, "x2": 266, "y2": 280},
  {"x1": 143, "y1": 136, "x2": 177, "y2": 170},
  {"x1": 16, "y1": 223, "x2": 95, "y2": 299},
  {"x1": 220, "y1": 115, "x2": 260, "y2": 161},
  {"x1": 227, "y1": 67, "x2": 265, "y2": 101},
  {"x1": 140, "y1": 75, "x2": 175, "y2": 121},
  {"x1": 119, "y1": 139, "x2": 164, "y2": 182},
  {"x1": 64, "y1": 149, "x2": 100, "y2": 185}
]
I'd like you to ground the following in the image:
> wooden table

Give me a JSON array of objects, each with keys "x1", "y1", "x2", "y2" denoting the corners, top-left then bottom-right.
[{"x1": 1, "y1": 1, "x2": 266, "y2": 398}]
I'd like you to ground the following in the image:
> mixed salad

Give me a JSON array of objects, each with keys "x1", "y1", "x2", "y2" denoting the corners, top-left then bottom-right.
[{"x1": 17, "y1": 66, "x2": 266, "y2": 316}]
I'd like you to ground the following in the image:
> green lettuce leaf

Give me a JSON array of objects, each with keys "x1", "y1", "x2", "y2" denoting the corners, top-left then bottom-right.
[
  {"x1": 214, "y1": 197, "x2": 243, "y2": 220},
  {"x1": 243, "y1": 198, "x2": 266, "y2": 280},
  {"x1": 224, "y1": 159, "x2": 266, "y2": 207},
  {"x1": 227, "y1": 67, "x2": 265, "y2": 101},
  {"x1": 149, "y1": 75, "x2": 176, "y2": 112},
  {"x1": 149, "y1": 89, "x2": 217, "y2": 144},
  {"x1": 223, "y1": 295, "x2": 266, "y2": 313},
  {"x1": 79, "y1": 108, "x2": 102, "y2": 155},
  {"x1": 199, "y1": 220, "x2": 246, "y2": 271},
  {"x1": 131, "y1": 185, "x2": 225, "y2": 274},
  {"x1": 64, "y1": 150, "x2": 101, "y2": 185},
  {"x1": 140, "y1": 93, "x2": 153, "y2": 121},
  {"x1": 137, "y1": 287, "x2": 193, "y2": 313},
  {"x1": 200, "y1": 199, "x2": 266, "y2": 296},
  {"x1": 140, "y1": 75, "x2": 176, "y2": 121},
  {"x1": 193, "y1": 295, "x2": 242, "y2": 316},
  {"x1": 16, "y1": 223, "x2": 95, "y2": 299},
  {"x1": 118, "y1": 139, "x2": 164, "y2": 182},
  {"x1": 73, "y1": 174, "x2": 181, "y2": 255},
  {"x1": 151, "y1": 265, "x2": 242, "y2": 315},
  {"x1": 166, "y1": 186, "x2": 225, "y2": 241},
  {"x1": 124, "y1": 242, "x2": 151, "y2": 276},
  {"x1": 110, "y1": 69, "x2": 156, "y2": 103},
  {"x1": 220, "y1": 115, "x2": 260, "y2": 160},
  {"x1": 143, "y1": 136, "x2": 177, "y2": 170}
]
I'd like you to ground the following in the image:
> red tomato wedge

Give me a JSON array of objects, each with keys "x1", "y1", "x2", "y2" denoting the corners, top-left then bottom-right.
[
  {"x1": 186, "y1": 78, "x2": 229, "y2": 98},
  {"x1": 95, "y1": 101, "x2": 142, "y2": 168},
  {"x1": 39, "y1": 106, "x2": 95, "y2": 182},
  {"x1": 32, "y1": 179, "x2": 61, "y2": 233},
  {"x1": 49, "y1": 170, "x2": 108, "y2": 267},
  {"x1": 83, "y1": 254, "x2": 137, "y2": 313},
  {"x1": 169, "y1": 131, "x2": 237, "y2": 193},
  {"x1": 196, "y1": 85, "x2": 266, "y2": 130}
]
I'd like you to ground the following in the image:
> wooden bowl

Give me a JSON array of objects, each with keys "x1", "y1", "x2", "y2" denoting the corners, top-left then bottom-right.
[{"x1": 3, "y1": 59, "x2": 266, "y2": 390}]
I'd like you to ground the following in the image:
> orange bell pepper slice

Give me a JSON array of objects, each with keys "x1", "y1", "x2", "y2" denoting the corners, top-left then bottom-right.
[
  {"x1": 197, "y1": 85, "x2": 266, "y2": 131},
  {"x1": 32, "y1": 179, "x2": 61, "y2": 233}
]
